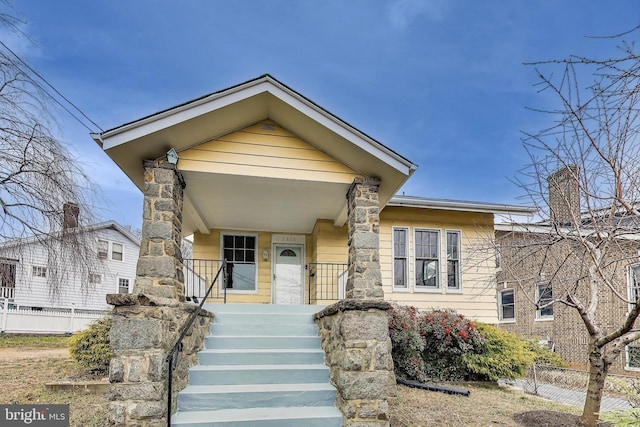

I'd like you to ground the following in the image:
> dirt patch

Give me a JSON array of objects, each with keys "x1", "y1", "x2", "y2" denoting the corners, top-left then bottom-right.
[
  {"x1": 0, "y1": 347, "x2": 69, "y2": 360},
  {"x1": 513, "y1": 410, "x2": 613, "y2": 427}
]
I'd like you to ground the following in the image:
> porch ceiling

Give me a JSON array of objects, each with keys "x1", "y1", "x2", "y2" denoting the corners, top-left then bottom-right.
[{"x1": 182, "y1": 171, "x2": 349, "y2": 235}]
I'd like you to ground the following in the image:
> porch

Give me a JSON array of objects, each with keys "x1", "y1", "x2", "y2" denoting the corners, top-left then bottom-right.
[
  {"x1": 183, "y1": 259, "x2": 347, "y2": 305},
  {"x1": 95, "y1": 75, "x2": 408, "y2": 426}
]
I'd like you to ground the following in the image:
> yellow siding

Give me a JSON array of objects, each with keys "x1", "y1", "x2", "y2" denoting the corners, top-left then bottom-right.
[
  {"x1": 192, "y1": 209, "x2": 498, "y2": 321},
  {"x1": 311, "y1": 220, "x2": 347, "y2": 264},
  {"x1": 380, "y1": 207, "x2": 498, "y2": 323},
  {"x1": 179, "y1": 120, "x2": 359, "y2": 184}
]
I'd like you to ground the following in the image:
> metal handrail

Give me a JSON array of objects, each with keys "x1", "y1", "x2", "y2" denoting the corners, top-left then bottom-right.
[{"x1": 166, "y1": 260, "x2": 227, "y2": 426}]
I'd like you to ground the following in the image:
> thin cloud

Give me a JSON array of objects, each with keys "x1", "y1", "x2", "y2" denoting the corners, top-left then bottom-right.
[{"x1": 388, "y1": 0, "x2": 447, "y2": 29}]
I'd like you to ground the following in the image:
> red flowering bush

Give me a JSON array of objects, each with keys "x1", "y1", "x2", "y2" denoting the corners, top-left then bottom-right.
[
  {"x1": 388, "y1": 304, "x2": 428, "y2": 381},
  {"x1": 388, "y1": 305, "x2": 541, "y2": 382},
  {"x1": 418, "y1": 310, "x2": 484, "y2": 380}
]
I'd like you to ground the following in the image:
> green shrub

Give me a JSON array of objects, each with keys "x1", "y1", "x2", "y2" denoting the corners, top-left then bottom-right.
[
  {"x1": 600, "y1": 409, "x2": 640, "y2": 426},
  {"x1": 68, "y1": 317, "x2": 112, "y2": 374},
  {"x1": 601, "y1": 379, "x2": 640, "y2": 425},
  {"x1": 462, "y1": 323, "x2": 535, "y2": 381},
  {"x1": 525, "y1": 339, "x2": 567, "y2": 367}
]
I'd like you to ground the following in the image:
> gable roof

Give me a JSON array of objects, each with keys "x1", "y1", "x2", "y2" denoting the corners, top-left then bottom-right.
[
  {"x1": 92, "y1": 75, "x2": 421, "y2": 235},
  {"x1": 92, "y1": 74, "x2": 417, "y2": 204},
  {"x1": 0, "y1": 221, "x2": 140, "y2": 250}
]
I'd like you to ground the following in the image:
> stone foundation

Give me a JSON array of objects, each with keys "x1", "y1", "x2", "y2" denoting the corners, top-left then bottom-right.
[
  {"x1": 107, "y1": 293, "x2": 212, "y2": 426},
  {"x1": 315, "y1": 300, "x2": 395, "y2": 427}
]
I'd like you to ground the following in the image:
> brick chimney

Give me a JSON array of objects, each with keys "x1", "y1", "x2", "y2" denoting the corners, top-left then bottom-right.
[
  {"x1": 547, "y1": 165, "x2": 580, "y2": 226},
  {"x1": 63, "y1": 202, "x2": 80, "y2": 229}
]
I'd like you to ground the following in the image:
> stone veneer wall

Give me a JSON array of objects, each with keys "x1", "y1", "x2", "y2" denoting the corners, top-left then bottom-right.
[{"x1": 315, "y1": 300, "x2": 395, "y2": 427}]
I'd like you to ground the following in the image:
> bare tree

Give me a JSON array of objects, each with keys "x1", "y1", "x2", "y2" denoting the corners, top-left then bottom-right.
[
  {"x1": 0, "y1": 11, "x2": 102, "y2": 300},
  {"x1": 499, "y1": 26, "x2": 640, "y2": 426}
]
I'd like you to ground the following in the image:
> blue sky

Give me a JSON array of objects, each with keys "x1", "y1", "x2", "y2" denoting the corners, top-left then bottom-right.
[{"x1": 3, "y1": 1, "x2": 639, "y2": 230}]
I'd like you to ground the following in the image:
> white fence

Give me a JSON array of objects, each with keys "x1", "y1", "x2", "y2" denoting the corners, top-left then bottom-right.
[{"x1": 0, "y1": 299, "x2": 108, "y2": 334}]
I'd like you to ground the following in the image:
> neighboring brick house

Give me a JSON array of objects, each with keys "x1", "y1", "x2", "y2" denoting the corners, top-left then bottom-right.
[{"x1": 495, "y1": 167, "x2": 640, "y2": 374}]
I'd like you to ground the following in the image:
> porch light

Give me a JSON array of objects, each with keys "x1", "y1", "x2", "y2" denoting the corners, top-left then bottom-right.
[
  {"x1": 166, "y1": 148, "x2": 179, "y2": 165},
  {"x1": 263, "y1": 249, "x2": 269, "y2": 261}
]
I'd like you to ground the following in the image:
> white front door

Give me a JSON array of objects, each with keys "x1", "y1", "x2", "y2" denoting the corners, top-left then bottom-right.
[{"x1": 273, "y1": 245, "x2": 304, "y2": 304}]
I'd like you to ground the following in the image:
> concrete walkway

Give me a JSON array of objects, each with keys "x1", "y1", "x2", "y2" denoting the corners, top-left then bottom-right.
[{"x1": 506, "y1": 379, "x2": 632, "y2": 412}]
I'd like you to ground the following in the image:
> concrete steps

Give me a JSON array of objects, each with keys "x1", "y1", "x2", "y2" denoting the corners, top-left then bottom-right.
[{"x1": 171, "y1": 304, "x2": 342, "y2": 427}]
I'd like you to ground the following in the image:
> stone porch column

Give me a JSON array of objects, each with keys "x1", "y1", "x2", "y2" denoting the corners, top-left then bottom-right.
[
  {"x1": 346, "y1": 176, "x2": 383, "y2": 300},
  {"x1": 314, "y1": 176, "x2": 394, "y2": 427},
  {"x1": 107, "y1": 159, "x2": 211, "y2": 426},
  {"x1": 134, "y1": 159, "x2": 186, "y2": 301}
]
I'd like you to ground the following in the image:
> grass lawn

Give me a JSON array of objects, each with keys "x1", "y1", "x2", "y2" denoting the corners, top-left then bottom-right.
[
  {"x1": 0, "y1": 335, "x2": 107, "y2": 427},
  {"x1": 0, "y1": 334, "x2": 70, "y2": 348},
  {"x1": 389, "y1": 382, "x2": 584, "y2": 426}
]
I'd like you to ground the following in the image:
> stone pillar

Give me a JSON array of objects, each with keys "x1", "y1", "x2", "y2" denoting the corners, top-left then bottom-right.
[
  {"x1": 107, "y1": 159, "x2": 212, "y2": 426},
  {"x1": 315, "y1": 301, "x2": 395, "y2": 427},
  {"x1": 346, "y1": 177, "x2": 383, "y2": 300},
  {"x1": 313, "y1": 177, "x2": 393, "y2": 426},
  {"x1": 134, "y1": 159, "x2": 186, "y2": 301}
]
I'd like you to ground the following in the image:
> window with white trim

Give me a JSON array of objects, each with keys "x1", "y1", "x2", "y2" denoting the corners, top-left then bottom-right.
[
  {"x1": 32, "y1": 266, "x2": 47, "y2": 278},
  {"x1": 446, "y1": 230, "x2": 461, "y2": 290},
  {"x1": 0, "y1": 259, "x2": 16, "y2": 289},
  {"x1": 222, "y1": 234, "x2": 257, "y2": 291},
  {"x1": 393, "y1": 228, "x2": 408, "y2": 290},
  {"x1": 97, "y1": 239, "x2": 108, "y2": 259},
  {"x1": 535, "y1": 282, "x2": 553, "y2": 319},
  {"x1": 111, "y1": 243, "x2": 123, "y2": 261},
  {"x1": 628, "y1": 264, "x2": 640, "y2": 310},
  {"x1": 415, "y1": 229, "x2": 439, "y2": 289},
  {"x1": 88, "y1": 273, "x2": 102, "y2": 284},
  {"x1": 118, "y1": 278, "x2": 130, "y2": 294},
  {"x1": 498, "y1": 288, "x2": 515, "y2": 321},
  {"x1": 495, "y1": 244, "x2": 502, "y2": 271},
  {"x1": 626, "y1": 344, "x2": 640, "y2": 370}
]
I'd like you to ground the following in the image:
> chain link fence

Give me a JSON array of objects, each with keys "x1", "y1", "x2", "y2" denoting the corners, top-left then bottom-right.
[{"x1": 516, "y1": 364, "x2": 638, "y2": 412}]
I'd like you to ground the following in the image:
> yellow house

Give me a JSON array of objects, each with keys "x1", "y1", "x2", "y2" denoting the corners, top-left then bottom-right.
[{"x1": 93, "y1": 75, "x2": 532, "y2": 323}]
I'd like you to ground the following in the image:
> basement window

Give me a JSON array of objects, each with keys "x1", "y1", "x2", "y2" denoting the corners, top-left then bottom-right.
[{"x1": 626, "y1": 344, "x2": 640, "y2": 371}]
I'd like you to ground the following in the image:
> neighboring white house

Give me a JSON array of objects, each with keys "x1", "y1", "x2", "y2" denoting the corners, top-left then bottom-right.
[{"x1": 0, "y1": 221, "x2": 140, "y2": 333}]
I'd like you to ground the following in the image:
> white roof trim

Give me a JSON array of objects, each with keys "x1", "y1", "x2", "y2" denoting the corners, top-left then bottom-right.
[{"x1": 94, "y1": 75, "x2": 416, "y2": 175}]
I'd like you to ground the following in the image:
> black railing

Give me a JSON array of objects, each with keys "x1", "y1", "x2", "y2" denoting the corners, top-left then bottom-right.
[
  {"x1": 166, "y1": 260, "x2": 227, "y2": 426},
  {"x1": 183, "y1": 259, "x2": 227, "y2": 303},
  {"x1": 307, "y1": 262, "x2": 347, "y2": 304}
]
